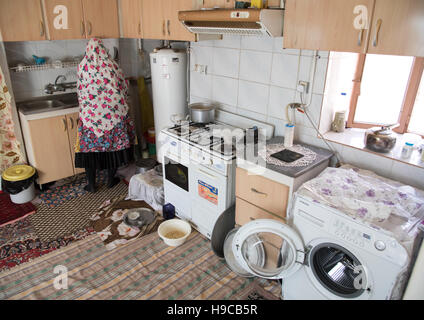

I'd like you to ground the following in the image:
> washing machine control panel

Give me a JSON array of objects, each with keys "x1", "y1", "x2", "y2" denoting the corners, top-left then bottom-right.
[{"x1": 332, "y1": 218, "x2": 372, "y2": 248}]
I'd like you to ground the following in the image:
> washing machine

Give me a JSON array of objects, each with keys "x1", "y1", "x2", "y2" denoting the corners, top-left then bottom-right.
[{"x1": 225, "y1": 194, "x2": 411, "y2": 300}]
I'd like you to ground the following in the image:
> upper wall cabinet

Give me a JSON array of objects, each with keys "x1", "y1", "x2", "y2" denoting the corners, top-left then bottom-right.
[
  {"x1": 283, "y1": 0, "x2": 374, "y2": 53},
  {"x1": 142, "y1": 0, "x2": 195, "y2": 41},
  {"x1": 120, "y1": 0, "x2": 143, "y2": 38},
  {"x1": 0, "y1": 0, "x2": 47, "y2": 41},
  {"x1": 44, "y1": 0, "x2": 85, "y2": 40},
  {"x1": 367, "y1": 0, "x2": 424, "y2": 57},
  {"x1": 284, "y1": 0, "x2": 424, "y2": 57},
  {"x1": 81, "y1": 0, "x2": 120, "y2": 39}
]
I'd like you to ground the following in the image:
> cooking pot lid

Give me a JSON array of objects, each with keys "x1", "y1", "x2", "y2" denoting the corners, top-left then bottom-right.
[{"x1": 189, "y1": 102, "x2": 215, "y2": 111}]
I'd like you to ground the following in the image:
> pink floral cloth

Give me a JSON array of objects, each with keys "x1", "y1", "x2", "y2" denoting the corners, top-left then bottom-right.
[
  {"x1": 76, "y1": 38, "x2": 134, "y2": 153},
  {"x1": 0, "y1": 66, "x2": 23, "y2": 172}
]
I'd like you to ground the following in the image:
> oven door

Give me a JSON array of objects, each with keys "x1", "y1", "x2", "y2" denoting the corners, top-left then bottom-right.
[{"x1": 163, "y1": 154, "x2": 191, "y2": 220}]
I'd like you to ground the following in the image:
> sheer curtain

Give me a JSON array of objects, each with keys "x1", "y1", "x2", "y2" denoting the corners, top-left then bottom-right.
[{"x1": 0, "y1": 42, "x2": 24, "y2": 173}]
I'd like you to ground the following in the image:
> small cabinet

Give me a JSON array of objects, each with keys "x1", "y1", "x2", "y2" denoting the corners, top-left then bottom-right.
[
  {"x1": 284, "y1": 0, "x2": 424, "y2": 57},
  {"x1": 283, "y1": 0, "x2": 374, "y2": 53},
  {"x1": 81, "y1": 0, "x2": 120, "y2": 39},
  {"x1": 367, "y1": 0, "x2": 424, "y2": 57},
  {"x1": 120, "y1": 0, "x2": 143, "y2": 38},
  {"x1": 20, "y1": 111, "x2": 82, "y2": 185},
  {"x1": 44, "y1": 0, "x2": 86, "y2": 40},
  {"x1": 0, "y1": 0, "x2": 47, "y2": 41},
  {"x1": 142, "y1": 0, "x2": 195, "y2": 41}
]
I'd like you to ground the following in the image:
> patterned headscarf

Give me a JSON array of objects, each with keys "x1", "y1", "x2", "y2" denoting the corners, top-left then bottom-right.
[{"x1": 77, "y1": 38, "x2": 129, "y2": 137}]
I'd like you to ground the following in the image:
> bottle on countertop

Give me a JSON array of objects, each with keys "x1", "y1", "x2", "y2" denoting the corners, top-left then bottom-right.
[{"x1": 401, "y1": 142, "x2": 414, "y2": 159}]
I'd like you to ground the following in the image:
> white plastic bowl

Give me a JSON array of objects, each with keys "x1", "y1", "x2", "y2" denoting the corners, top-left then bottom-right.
[{"x1": 158, "y1": 219, "x2": 191, "y2": 247}]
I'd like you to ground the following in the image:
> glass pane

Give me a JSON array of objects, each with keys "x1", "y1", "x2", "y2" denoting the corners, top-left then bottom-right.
[
  {"x1": 241, "y1": 231, "x2": 294, "y2": 278},
  {"x1": 354, "y1": 54, "x2": 413, "y2": 125},
  {"x1": 408, "y1": 71, "x2": 424, "y2": 136}
]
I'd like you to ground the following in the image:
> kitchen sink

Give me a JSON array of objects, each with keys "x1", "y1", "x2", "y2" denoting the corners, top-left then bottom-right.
[{"x1": 18, "y1": 93, "x2": 79, "y2": 115}]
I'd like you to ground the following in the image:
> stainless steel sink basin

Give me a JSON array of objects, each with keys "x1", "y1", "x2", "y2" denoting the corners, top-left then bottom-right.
[{"x1": 18, "y1": 93, "x2": 79, "y2": 115}]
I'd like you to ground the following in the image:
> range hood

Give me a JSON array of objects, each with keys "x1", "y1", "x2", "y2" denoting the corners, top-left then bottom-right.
[{"x1": 178, "y1": 9, "x2": 284, "y2": 37}]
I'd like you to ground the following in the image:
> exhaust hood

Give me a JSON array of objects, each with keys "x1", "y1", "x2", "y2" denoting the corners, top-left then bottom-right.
[{"x1": 178, "y1": 8, "x2": 284, "y2": 37}]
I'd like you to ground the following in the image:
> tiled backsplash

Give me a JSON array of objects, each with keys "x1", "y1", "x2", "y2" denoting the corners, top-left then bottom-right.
[
  {"x1": 189, "y1": 35, "x2": 424, "y2": 189},
  {"x1": 5, "y1": 39, "x2": 119, "y2": 101}
]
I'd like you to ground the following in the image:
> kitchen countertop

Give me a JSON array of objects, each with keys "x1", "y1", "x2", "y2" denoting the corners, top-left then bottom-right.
[{"x1": 238, "y1": 136, "x2": 334, "y2": 178}]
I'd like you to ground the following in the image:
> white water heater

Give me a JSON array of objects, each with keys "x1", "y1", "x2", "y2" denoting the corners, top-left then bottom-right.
[{"x1": 150, "y1": 48, "x2": 187, "y2": 162}]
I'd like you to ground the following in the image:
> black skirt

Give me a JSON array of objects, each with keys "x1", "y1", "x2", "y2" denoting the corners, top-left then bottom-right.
[{"x1": 75, "y1": 147, "x2": 134, "y2": 170}]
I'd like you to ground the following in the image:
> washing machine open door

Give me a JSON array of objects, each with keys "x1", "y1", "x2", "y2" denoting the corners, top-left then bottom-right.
[{"x1": 231, "y1": 219, "x2": 306, "y2": 280}]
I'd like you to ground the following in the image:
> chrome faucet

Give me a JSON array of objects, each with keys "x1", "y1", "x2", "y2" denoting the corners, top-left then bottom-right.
[{"x1": 44, "y1": 75, "x2": 77, "y2": 94}]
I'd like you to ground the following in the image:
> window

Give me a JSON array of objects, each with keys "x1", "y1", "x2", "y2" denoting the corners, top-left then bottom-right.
[{"x1": 346, "y1": 53, "x2": 424, "y2": 136}]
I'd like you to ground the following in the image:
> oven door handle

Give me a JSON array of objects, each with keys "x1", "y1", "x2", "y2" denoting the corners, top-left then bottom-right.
[{"x1": 196, "y1": 168, "x2": 218, "y2": 180}]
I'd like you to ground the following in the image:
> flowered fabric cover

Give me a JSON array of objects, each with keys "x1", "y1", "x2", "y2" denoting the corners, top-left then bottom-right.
[
  {"x1": 300, "y1": 165, "x2": 424, "y2": 223},
  {"x1": 76, "y1": 38, "x2": 134, "y2": 153},
  {"x1": 0, "y1": 66, "x2": 24, "y2": 172}
]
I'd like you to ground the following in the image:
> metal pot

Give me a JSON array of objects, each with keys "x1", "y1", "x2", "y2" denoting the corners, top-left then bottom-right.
[
  {"x1": 188, "y1": 103, "x2": 215, "y2": 123},
  {"x1": 364, "y1": 124, "x2": 399, "y2": 153}
]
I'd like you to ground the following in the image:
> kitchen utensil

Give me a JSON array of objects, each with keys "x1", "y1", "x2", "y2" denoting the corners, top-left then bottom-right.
[
  {"x1": 124, "y1": 208, "x2": 155, "y2": 227},
  {"x1": 188, "y1": 103, "x2": 215, "y2": 124},
  {"x1": 158, "y1": 219, "x2": 191, "y2": 246},
  {"x1": 364, "y1": 123, "x2": 399, "y2": 153},
  {"x1": 211, "y1": 205, "x2": 235, "y2": 258}
]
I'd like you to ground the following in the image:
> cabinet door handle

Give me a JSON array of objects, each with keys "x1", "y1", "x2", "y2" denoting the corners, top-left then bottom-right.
[
  {"x1": 68, "y1": 117, "x2": 74, "y2": 129},
  {"x1": 80, "y1": 20, "x2": 85, "y2": 36},
  {"x1": 167, "y1": 20, "x2": 170, "y2": 36},
  {"x1": 40, "y1": 21, "x2": 45, "y2": 37},
  {"x1": 138, "y1": 22, "x2": 142, "y2": 35},
  {"x1": 357, "y1": 29, "x2": 364, "y2": 46},
  {"x1": 162, "y1": 20, "x2": 166, "y2": 36},
  {"x1": 62, "y1": 118, "x2": 68, "y2": 131},
  {"x1": 251, "y1": 188, "x2": 267, "y2": 196},
  {"x1": 372, "y1": 18, "x2": 382, "y2": 47},
  {"x1": 87, "y1": 21, "x2": 92, "y2": 36}
]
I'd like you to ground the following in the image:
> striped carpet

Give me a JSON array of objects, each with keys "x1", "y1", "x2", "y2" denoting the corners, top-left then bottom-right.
[
  {"x1": 29, "y1": 182, "x2": 128, "y2": 242},
  {"x1": 0, "y1": 231, "x2": 281, "y2": 300}
]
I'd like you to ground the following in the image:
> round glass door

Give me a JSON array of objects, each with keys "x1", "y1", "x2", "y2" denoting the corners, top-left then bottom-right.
[
  {"x1": 232, "y1": 219, "x2": 305, "y2": 279},
  {"x1": 309, "y1": 243, "x2": 367, "y2": 298}
]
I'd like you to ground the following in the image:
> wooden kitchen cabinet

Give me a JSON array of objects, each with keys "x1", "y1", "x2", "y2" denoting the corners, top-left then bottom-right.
[
  {"x1": 44, "y1": 0, "x2": 85, "y2": 40},
  {"x1": 81, "y1": 0, "x2": 119, "y2": 39},
  {"x1": 120, "y1": 0, "x2": 143, "y2": 38},
  {"x1": 367, "y1": 0, "x2": 424, "y2": 57},
  {"x1": 24, "y1": 115, "x2": 75, "y2": 185},
  {"x1": 283, "y1": 0, "x2": 374, "y2": 53},
  {"x1": 142, "y1": 0, "x2": 195, "y2": 41},
  {"x1": 0, "y1": 0, "x2": 47, "y2": 41},
  {"x1": 19, "y1": 111, "x2": 83, "y2": 185}
]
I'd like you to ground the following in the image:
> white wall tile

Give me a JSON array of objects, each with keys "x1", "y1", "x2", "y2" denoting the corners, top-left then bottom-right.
[
  {"x1": 213, "y1": 35, "x2": 241, "y2": 49},
  {"x1": 266, "y1": 116, "x2": 288, "y2": 137},
  {"x1": 267, "y1": 86, "x2": 296, "y2": 120},
  {"x1": 241, "y1": 36, "x2": 274, "y2": 52},
  {"x1": 212, "y1": 47, "x2": 240, "y2": 78},
  {"x1": 190, "y1": 71, "x2": 212, "y2": 99},
  {"x1": 270, "y1": 53, "x2": 299, "y2": 89},
  {"x1": 239, "y1": 50, "x2": 272, "y2": 84},
  {"x1": 212, "y1": 75, "x2": 238, "y2": 106},
  {"x1": 236, "y1": 107, "x2": 267, "y2": 122},
  {"x1": 237, "y1": 80, "x2": 269, "y2": 114},
  {"x1": 190, "y1": 45, "x2": 214, "y2": 72},
  {"x1": 390, "y1": 161, "x2": 424, "y2": 189}
]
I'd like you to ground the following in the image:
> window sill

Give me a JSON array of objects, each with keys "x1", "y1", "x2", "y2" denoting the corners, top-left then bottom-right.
[{"x1": 323, "y1": 128, "x2": 424, "y2": 169}]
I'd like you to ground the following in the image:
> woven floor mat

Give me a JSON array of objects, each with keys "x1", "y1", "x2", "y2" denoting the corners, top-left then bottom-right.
[{"x1": 29, "y1": 182, "x2": 128, "y2": 242}]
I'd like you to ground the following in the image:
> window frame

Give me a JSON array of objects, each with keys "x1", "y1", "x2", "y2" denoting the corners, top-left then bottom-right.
[{"x1": 346, "y1": 53, "x2": 424, "y2": 135}]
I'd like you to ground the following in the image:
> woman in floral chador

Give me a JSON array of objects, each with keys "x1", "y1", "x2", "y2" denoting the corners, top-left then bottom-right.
[{"x1": 75, "y1": 38, "x2": 135, "y2": 192}]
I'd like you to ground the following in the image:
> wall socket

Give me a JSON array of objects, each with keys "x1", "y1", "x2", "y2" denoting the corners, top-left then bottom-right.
[
  {"x1": 194, "y1": 64, "x2": 207, "y2": 74},
  {"x1": 297, "y1": 80, "x2": 310, "y2": 93}
]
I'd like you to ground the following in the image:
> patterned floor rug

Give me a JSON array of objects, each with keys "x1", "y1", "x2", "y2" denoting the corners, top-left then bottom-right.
[
  {"x1": 30, "y1": 181, "x2": 129, "y2": 242},
  {"x1": 0, "y1": 227, "x2": 95, "y2": 273},
  {"x1": 38, "y1": 170, "x2": 108, "y2": 208},
  {"x1": 0, "y1": 192, "x2": 37, "y2": 227},
  {"x1": 0, "y1": 217, "x2": 35, "y2": 247}
]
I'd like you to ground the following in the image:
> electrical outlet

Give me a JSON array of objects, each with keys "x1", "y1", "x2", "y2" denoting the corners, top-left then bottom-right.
[
  {"x1": 297, "y1": 80, "x2": 310, "y2": 93},
  {"x1": 194, "y1": 64, "x2": 207, "y2": 74}
]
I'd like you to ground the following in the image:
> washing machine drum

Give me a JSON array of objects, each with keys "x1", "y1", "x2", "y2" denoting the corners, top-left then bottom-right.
[{"x1": 224, "y1": 219, "x2": 306, "y2": 280}]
